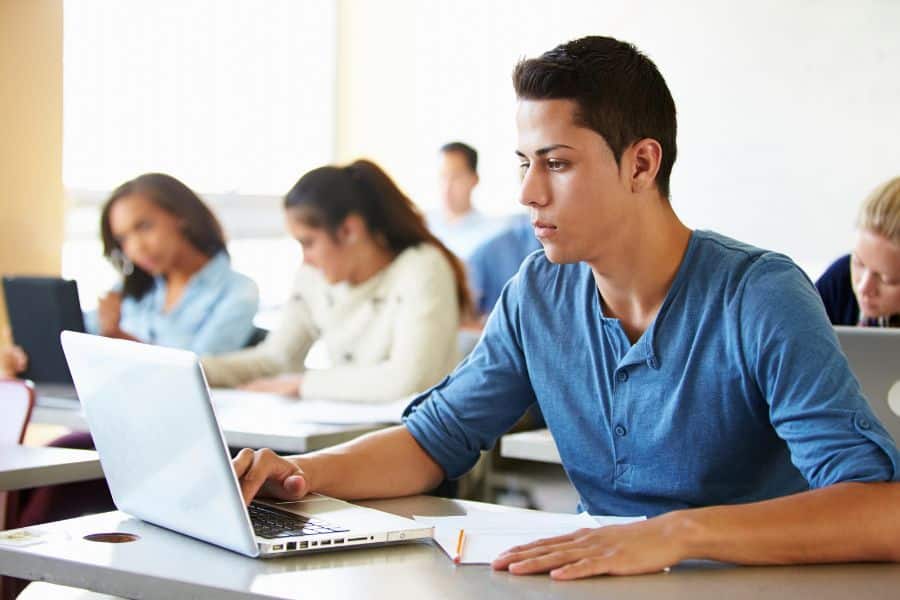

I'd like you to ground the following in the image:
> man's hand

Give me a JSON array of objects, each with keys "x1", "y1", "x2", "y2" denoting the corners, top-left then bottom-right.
[
  {"x1": 492, "y1": 515, "x2": 688, "y2": 580},
  {"x1": 239, "y1": 374, "x2": 303, "y2": 397},
  {"x1": 232, "y1": 448, "x2": 311, "y2": 505}
]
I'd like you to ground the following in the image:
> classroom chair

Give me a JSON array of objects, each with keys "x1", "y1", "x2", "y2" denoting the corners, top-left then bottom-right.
[
  {"x1": 0, "y1": 379, "x2": 34, "y2": 600},
  {"x1": 0, "y1": 378, "x2": 34, "y2": 446},
  {"x1": 0, "y1": 378, "x2": 34, "y2": 529}
]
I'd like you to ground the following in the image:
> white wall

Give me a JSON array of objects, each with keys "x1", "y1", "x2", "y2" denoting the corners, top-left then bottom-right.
[{"x1": 337, "y1": 0, "x2": 900, "y2": 277}]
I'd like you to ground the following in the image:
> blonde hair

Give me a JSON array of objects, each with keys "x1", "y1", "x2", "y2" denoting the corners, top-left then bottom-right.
[{"x1": 858, "y1": 176, "x2": 900, "y2": 245}]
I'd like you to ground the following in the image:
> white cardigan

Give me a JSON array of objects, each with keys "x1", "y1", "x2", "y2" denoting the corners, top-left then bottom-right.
[{"x1": 201, "y1": 243, "x2": 461, "y2": 403}]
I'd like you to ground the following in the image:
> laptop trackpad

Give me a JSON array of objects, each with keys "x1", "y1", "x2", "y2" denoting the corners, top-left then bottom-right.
[
  {"x1": 260, "y1": 495, "x2": 411, "y2": 531},
  {"x1": 262, "y1": 495, "x2": 356, "y2": 516}
]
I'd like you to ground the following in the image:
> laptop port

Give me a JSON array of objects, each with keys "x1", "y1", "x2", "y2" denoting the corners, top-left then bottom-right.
[
  {"x1": 286, "y1": 542, "x2": 297, "y2": 551},
  {"x1": 348, "y1": 537, "x2": 367, "y2": 542},
  {"x1": 272, "y1": 544, "x2": 284, "y2": 551},
  {"x1": 333, "y1": 538, "x2": 345, "y2": 544},
  {"x1": 298, "y1": 541, "x2": 308, "y2": 549},
  {"x1": 320, "y1": 540, "x2": 332, "y2": 546},
  {"x1": 310, "y1": 541, "x2": 318, "y2": 546}
]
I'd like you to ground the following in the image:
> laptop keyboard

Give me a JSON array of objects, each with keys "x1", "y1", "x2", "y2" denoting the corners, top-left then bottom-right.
[{"x1": 249, "y1": 502, "x2": 349, "y2": 539}]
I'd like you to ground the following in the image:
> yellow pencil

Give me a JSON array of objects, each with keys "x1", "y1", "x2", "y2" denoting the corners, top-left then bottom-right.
[{"x1": 453, "y1": 529, "x2": 466, "y2": 564}]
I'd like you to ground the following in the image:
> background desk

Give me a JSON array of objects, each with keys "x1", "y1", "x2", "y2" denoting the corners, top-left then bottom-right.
[
  {"x1": 0, "y1": 446, "x2": 102, "y2": 492},
  {"x1": 500, "y1": 428, "x2": 561, "y2": 464},
  {"x1": 31, "y1": 389, "x2": 387, "y2": 454},
  {"x1": 2, "y1": 496, "x2": 899, "y2": 599}
]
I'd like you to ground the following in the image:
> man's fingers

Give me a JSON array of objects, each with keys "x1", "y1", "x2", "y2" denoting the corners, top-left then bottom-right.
[
  {"x1": 232, "y1": 448, "x2": 255, "y2": 479},
  {"x1": 261, "y1": 473, "x2": 309, "y2": 501},
  {"x1": 493, "y1": 528, "x2": 590, "y2": 570},
  {"x1": 233, "y1": 448, "x2": 307, "y2": 505},
  {"x1": 550, "y1": 557, "x2": 612, "y2": 580},
  {"x1": 238, "y1": 450, "x2": 268, "y2": 505},
  {"x1": 507, "y1": 549, "x2": 587, "y2": 575},
  {"x1": 493, "y1": 540, "x2": 580, "y2": 571}
]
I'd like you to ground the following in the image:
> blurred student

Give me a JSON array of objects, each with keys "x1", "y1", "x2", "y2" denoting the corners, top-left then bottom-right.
[
  {"x1": 427, "y1": 142, "x2": 505, "y2": 260},
  {"x1": 13, "y1": 172, "x2": 258, "y2": 527},
  {"x1": 468, "y1": 215, "x2": 542, "y2": 318},
  {"x1": 816, "y1": 176, "x2": 900, "y2": 327},
  {"x1": 2, "y1": 172, "x2": 259, "y2": 374},
  {"x1": 201, "y1": 160, "x2": 471, "y2": 403}
]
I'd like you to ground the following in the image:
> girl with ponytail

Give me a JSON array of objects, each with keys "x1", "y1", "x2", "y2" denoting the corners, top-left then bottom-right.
[{"x1": 201, "y1": 160, "x2": 471, "y2": 402}]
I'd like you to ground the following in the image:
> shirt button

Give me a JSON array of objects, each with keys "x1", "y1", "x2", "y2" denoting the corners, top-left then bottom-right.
[
  {"x1": 858, "y1": 417, "x2": 871, "y2": 430},
  {"x1": 616, "y1": 371, "x2": 628, "y2": 383},
  {"x1": 614, "y1": 425, "x2": 627, "y2": 437},
  {"x1": 647, "y1": 357, "x2": 658, "y2": 369}
]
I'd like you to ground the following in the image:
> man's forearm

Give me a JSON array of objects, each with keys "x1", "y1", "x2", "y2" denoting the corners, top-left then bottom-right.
[
  {"x1": 294, "y1": 425, "x2": 446, "y2": 500},
  {"x1": 670, "y1": 481, "x2": 900, "y2": 565}
]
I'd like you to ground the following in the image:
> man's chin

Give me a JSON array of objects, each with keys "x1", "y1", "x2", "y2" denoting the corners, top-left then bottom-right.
[{"x1": 542, "y1": 246, "x2": 578, "y2": 265}]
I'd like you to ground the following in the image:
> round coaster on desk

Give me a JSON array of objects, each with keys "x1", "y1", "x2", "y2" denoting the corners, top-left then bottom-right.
[{"x1": 83, "y1": 532, "x2": 140, "y2": 544}]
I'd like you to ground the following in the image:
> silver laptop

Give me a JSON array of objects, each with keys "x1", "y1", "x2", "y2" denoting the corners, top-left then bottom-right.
[
  {"x1": 835, "y1": 326, "x2": 900, "y2": 444},
  {"x1": 60, "y1": 330, "x2": 431, "y2": 558}
]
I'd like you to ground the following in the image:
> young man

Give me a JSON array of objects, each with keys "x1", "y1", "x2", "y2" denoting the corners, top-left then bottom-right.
[
  {"x1": 428, "y1": 141, "x2": 504, "y2": 259},
  {"x1": 233, "y1": 37, "x2": 900, "y2": 580}
]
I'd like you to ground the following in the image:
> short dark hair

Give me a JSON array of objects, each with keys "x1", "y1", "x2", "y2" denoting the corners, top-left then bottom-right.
[
  {"x1": 513, "y1": 36, "x2": 677, "y2": 198},
  {"x1": 439, "y1": 141, "x2": 478, "y2": 175}
]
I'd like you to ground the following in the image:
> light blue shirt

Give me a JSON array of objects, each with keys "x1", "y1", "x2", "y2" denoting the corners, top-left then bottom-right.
[
  {"x1": 468, "y1": 215, "x2": 542, "y2": 315},
  {"x1": 426, "y1": 209, "x2": 506, "y2": 260},
  {"x1": 85, "y1": 251, "x2": 259, "y2": 354},
  {"x1": 404, "y1": 230, "x2": 899, "y2": 517}
]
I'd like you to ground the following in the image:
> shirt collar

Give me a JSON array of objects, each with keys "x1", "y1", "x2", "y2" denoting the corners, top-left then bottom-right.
[
  {"x1": 150, "y1": 250, "x2": 231, "y2": 302},
  {"x1": 595, "y1": 231, "x2": 700, "y2": 370}
]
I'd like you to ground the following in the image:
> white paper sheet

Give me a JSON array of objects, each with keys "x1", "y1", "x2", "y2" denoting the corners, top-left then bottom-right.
[
  {"x1": 210, "y1": 388, "x2": 410, "y2": 425},
  {"x1": 413, "y1": 510, "x2": 645, "y2": 564}
]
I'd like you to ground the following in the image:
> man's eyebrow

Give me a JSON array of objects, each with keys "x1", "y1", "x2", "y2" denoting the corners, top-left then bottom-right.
[{"x1": 515, "y1": 144, "x2": 575, "y2": 158}]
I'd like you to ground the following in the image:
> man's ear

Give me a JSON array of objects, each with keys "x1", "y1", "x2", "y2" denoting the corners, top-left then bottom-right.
[{"x1": 627, "y1": 138, "x2": 662, "y2": 194}]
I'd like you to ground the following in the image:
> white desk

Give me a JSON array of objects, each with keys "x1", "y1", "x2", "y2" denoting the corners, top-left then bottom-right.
[
  {"x1": 500, "y1": 428, "x2": 561, "y2": 464},
  {"x1": 2, "y1": 496, "x2": 899, "y2": 599},
  {"x1": 0, "y1": 446, "x2": 102, "y2": 492},
  {"x1": 31, "y1": 388, "x2": 390, "y2": 454}
]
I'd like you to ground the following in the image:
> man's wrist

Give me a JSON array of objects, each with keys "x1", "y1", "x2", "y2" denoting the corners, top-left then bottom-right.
[{"x1": 660, "y1": 508, "x2": 712, "y2": 562}]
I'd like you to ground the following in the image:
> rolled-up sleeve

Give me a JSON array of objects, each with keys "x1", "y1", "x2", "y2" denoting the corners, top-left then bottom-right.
[
  {"x1": 403, "y1": 267, "x2": 538, "y2": 479},
  {"x1": 739, "y1": 255, "x2": 899, "y2": 486}
]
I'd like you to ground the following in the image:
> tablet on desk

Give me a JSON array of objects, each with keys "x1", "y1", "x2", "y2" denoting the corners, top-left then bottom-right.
[{"x1": 2, "y1": 276, "x2": 86, "y2": 384}]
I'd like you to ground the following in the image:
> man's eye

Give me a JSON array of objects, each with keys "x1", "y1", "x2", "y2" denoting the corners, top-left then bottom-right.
[{"x1": 547, "y1": 159, "x2": 565, "y2": 170}]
